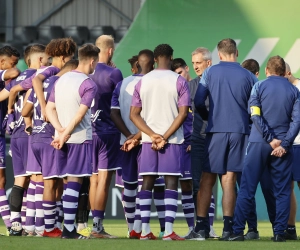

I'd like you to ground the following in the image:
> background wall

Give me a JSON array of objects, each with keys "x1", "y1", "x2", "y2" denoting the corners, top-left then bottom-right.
[
  {"x1": 113, "y1": 0, "x2": 300, "y2": 80},
  {"x1": 14, "y1": 0, "x2": 141, "y2": 28}
]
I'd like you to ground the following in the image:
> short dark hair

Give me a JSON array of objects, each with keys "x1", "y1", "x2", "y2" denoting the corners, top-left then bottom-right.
[
  {"x1": 45, "y1": 38, "x2": 76, "y2": 57},
  {"x1": 217, "y1": 38, "x2": 237, "y2": 55},
  {"x1": 171, "y1": 58, "x2": 187, "y2": 71},
  {"x1": 0, "y1": 45, "x2": 20, "y2": 58},
  {"x1": 61, "y1": 59, "x2": 79, "y2": 70},
  {"x1": 241, "y1": 59, "x2": 260, "y2": 75},
  {"x1": 153, "y1": 44, "x2": 173, "y2": 59},
  {"x1": 78, "y1": 43, "x2": 100, "y2": 61},
  {"x1": 24, "y1": 44, "x2": 46, "y2": 67},
  {"x1": 138, "y1": 49, "x2": 154, "y2": 61},
  {"x1": 266, "y1": 56, "x2": 286, "y2": 76},
  {"x1": 128, "y1": 55, "x2": 138, "y2": 68}
]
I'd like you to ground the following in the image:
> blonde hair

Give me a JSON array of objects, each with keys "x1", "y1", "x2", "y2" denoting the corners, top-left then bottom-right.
[{"x1": 95, "y1": 35, "x2": 114, "y2": 51}]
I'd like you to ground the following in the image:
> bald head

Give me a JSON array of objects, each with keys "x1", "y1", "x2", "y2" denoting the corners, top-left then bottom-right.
[
  {"x1": 284, "y1": 62, "x2": 298, "y2": 84},
  {"x1": 285, "y1": 62, "x2": 291, "y2": 73},
  {"x1": 95, "y1": 35, "x2": 114, "y2": 51},
  {"x1": 137, "y1": 49, "x2": 154, "y2": 74}
]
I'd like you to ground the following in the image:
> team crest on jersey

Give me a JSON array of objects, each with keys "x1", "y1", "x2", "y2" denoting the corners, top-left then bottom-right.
[{"x1": 43, "y1": 82, "x2": 49, "y2": 88}]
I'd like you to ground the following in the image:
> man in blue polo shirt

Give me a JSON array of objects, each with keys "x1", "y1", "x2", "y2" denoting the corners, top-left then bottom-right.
[
  {"x1": 229, "y1": 56, "x2": 300, "y2": 242},
  {"x1": 186, "y1": 38, "x2": 257, "y2": 241}
]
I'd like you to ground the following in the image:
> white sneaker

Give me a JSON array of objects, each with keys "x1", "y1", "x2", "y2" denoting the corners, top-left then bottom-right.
[
  {"x1": 35, "y1": 229, "x2": 44, "y2": 237},
  {"x1": 209, "y1": 226, "x2": 219, "y2": 239}
]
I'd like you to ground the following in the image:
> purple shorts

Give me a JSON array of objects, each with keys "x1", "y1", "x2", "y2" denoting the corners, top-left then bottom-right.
[
  {"x1": 26, "y1": 136, "x2": 42, "y2": 175},
  {"x1": 139, "y1": 143, "x2": 183, "y2": 176},
  {"x1": 115, "y1": 168, "x2": 124, "y2": 188},
  {"x1": 118, "y1": 145, "x2": 141, "y2": 184},
  {"x1": 92, "y1": 134, "x2": 121, "y2": 173},
  {"x1": 179, "y1": 143, "x2": 192, "y2": 180},
  {"x1": 11, "y1": 137, "x2": 30, "y2": 177},
  {"x1": 0, "y1": 136, "x2": 5, "y2": 168},
  {"x1": 31, "y1": 141, "x2": 59, "y2": 179},
  {"x1": 56, "y1": 142, "x2": 92, "y2": 177}
]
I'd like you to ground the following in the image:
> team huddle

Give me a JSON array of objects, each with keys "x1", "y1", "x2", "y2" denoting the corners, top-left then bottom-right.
[{"x1": 0, "y1": 35, "x2": 299, "y2": 242}]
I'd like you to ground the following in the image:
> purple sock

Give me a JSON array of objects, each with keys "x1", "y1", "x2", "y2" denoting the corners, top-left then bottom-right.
[
  {"x1": 21, "y1": 189, "x2": 27, "y2": 228},
  {"x1": 164, "y1": 189, "x2": 178, "y2": 234},
  {"x1": 43, "y1": 201, "x2": 56, "y2": 232},
  {"x1": 123, "y1": 182, "x2": 137, "y2": 232},
  {"x1": 63, "y1": 182, "x2": 81, "y2": 232},
  {"x1": 181, "y1": 191, "x2": 195, "y2": 228},
  {"x1": 25, "y1": 181, "x2": 36, "y2": 232},
  {"x1": 35, "y1": 182, "x2": 44, "y2": 232},
  {"x1": 0, "y1": 189, "x2": 11, "y2": 228},
  {"x1": 153, "y1": 191, "x2": 165, "y2": 232},
  {"x1": 55, "y1": 200, "x2": 63, "y2": 229}
]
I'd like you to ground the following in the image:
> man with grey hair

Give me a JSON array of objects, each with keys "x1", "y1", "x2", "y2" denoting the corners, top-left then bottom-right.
[
  {"x1": 189, "y1": 47, "x2": 218, "y2": 238},
  {"x1": 188, "y1": 38, "x2": 257, "y2": 241}
]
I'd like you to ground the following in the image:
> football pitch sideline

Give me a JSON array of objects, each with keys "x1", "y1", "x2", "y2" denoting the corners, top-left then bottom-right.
[{"x1": 1, "y1": 219, "x2": 300, "y2": 250}]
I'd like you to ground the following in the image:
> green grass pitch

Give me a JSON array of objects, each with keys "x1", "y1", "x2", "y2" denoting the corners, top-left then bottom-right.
[{"x1": 1, "y1": 219, "x2": 300, "y2": 250}]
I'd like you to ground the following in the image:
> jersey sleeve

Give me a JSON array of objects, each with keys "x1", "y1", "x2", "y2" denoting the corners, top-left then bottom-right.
[
  {"x1": 111, "y1": 81, "x2": 122, "y2": 109},
  {"x1": 194, "y1": 69, "x2": 210, "y2": 120},
  {"x1": 20, "y1": 74, "x2": 35, "y2": 90},
  {"x1": 131, "y1": 80, "x2": 142, "y2": 107},
  {"x1": 48, "y1": 85, "x2": 55, "y2": 103},
  {"x1": 4, "y1": 79, "x2": 14, "y2": 91},
  {"x1": 281, "y1": 89, "x2": 300, "y2": 150},
  {"x1": 27, "y1": 89, "x2": 34, "y2": 103},
  {"x1": 79, "y1": 79, "x2": 98, "y2": 107},
  {"x1": 110, "y1": 68, "x2": 123, "y2": 88},
  {"x1": 249, "y1": 81, "x2": 275, "y2": 143},
  {"x1": 176, "y1": 76, "x2": 191, "y2": 107},
  {"x1": 0, "y1": 70, "x2": 6, "y2": 81},
  {"x1": 39, "y1": 66, "x2": 60, "y2": 79}
]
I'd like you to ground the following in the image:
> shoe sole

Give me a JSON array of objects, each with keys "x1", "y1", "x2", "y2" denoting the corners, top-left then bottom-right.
[
  {"x1": 163, "y1": 238, "x2": 185, "y2": 241},
  {"x1": 187, "y1": 238, "x2": 205, "y2": 241}
]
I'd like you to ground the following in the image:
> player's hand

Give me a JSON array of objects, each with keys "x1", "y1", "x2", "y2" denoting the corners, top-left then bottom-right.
[
  {"x1": 150, "y1": 133, "x2": 163, "y2": 151},
  {"x1": 25, "y1": 126, "x2": 32, "y2": 135},
  {"x1": 41, "y1": 107, "x2": 49, "y2": 122},
  {"x1": 271, "y1": 146, "x2": 286, "y2": 157},
  {"x1": 155, "y1": 139, "x2": 167, "y2": 150},
  {"x1": 57, "y1": 127, "x2": 71, "y2": 143},
  {"x1": 269, "y1": 139, "x2": 281, "y2": 150},
  {"x1": 186, "y1": 145, "x2": 191, "y2": 152},
  {"x1": 7, "y1": 108, "x2": 14, "y2": 114},
  {"x1": 51, "y1": 128, "x2": 70, "y2": 149},
  {"x1": 121, "y1": 138, "x2": 140, "y2": 152}
]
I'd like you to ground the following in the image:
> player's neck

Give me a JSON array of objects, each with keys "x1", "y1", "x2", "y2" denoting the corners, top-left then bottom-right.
[
  {"x1": 51, "y1": 58, "x2": 63, "y2": 69},
  {"x1": 75, "y1": 64, "x2": 90, "y2": 75},
  {"x1": 98, "y1": 53, "x2": 109, "y2": 64}
]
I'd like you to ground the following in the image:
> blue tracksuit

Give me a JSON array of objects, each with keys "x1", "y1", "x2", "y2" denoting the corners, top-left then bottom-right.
[
  {"x1": 233, "y1": 76, "x2": 300, "y2": 236},
  {"x1": 194, "y1": 61, "x2": 257, "y2": 173}
]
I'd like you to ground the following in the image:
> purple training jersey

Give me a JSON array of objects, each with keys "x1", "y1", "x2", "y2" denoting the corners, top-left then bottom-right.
[
  {"x1": 27, "y1": 75, "x2": 58, "y2": 143},
  {"x1": 20, "y1": 66, "x2": 60, "y2": 90},
  {"x1": 89, "y1": 63, "x2": 123, "y2": 135},
  {"x1": 5, "y1": 69, "x2": 37, "y2": 138},
  {"x1": 0, "y1": 70, "x2": 8, "y2": 135}
]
